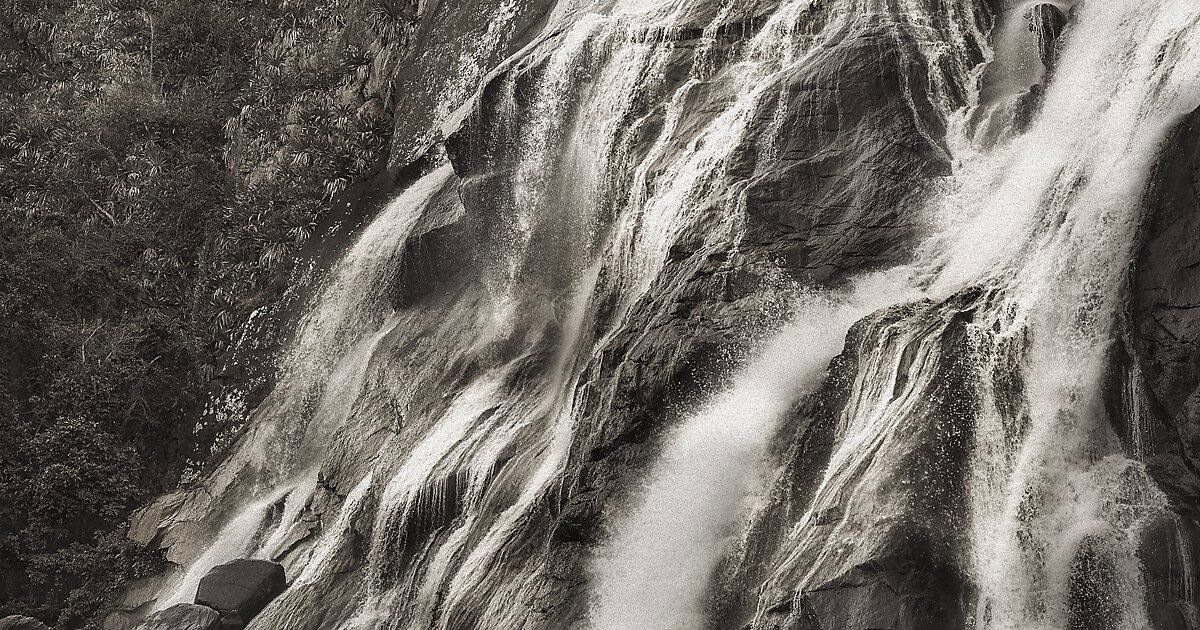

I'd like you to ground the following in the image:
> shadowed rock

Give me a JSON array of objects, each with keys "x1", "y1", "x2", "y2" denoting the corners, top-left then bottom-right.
[
  {"x1": 1137, "y1": 514, "x2": 1200, "y2": 630},
  {"x1": 793, "y1": 538, "x2": 969, "y2": 630},
  {"x1": 1134, "y1": 109, "x2": 1200, "y2": 485},
  {"x1": 195, "y1": 559, "x2": 286, "y2": 623},
  {"x1": 1066, "y1": 535, "x2": 1123, "y2": 630},
  {"x1": 1027, "y1": 3, "x2": 1069, "y2": 71},
  {"x1": 135, "y1": 604, "x2": 221, "y2": 630}
]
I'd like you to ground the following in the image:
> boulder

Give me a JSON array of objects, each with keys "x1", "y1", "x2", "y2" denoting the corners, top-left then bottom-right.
[
  {"x1": 135, "y1": 604, "x2": 220, "y2": 630},
  {"x1": 194, "y1": 559, "x2": 286, "y2": 622},
  {"x1": 1027, "y1": 3, "x2": 1069, "y2": 71},
  {"x1": 0, "y1": 617, "x2": 51, "y2": 630}
]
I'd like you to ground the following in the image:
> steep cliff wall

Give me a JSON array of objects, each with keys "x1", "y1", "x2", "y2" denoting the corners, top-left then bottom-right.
[
  {"x1": 1132, "y1": 108, "x2": 1200, "y2": 630},
  {"x1": 112, "y1": 2, "x2": 1200, "y2": 630}
]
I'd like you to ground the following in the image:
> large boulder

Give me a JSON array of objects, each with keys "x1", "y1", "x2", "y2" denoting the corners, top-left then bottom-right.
[
  {"x1": 135, "y1": 604, "x2": 220, "y2": 630},
  {"x1": 194, "y1": 559, "x2": 286, "y2": 622},
  {"x1": 0, "y1": 617, "x2": 51, "y2": 630}
]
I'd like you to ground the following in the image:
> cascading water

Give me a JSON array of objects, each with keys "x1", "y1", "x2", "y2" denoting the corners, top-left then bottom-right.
[
  {"x1": 589, "y1": 272, "x2": 920, "y2": 630},
  {"x1": 126, "y1": 0, "x2": 1200, "y2": 629},
  {"x1": 596, "y1": 0, "x2": 1200, "y2": 628}
]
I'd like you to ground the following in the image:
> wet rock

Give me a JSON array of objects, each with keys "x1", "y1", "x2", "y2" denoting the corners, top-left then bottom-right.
[
  {"x1": 1012, "y1": 84, "x2": 1044, "y2": 132},
  {"x1": 194, "y1": 559, "x2": 286, "y2": 622},
  {"x1": 1138, "y1": 513, "x2": 1200, "y2": 630},
  {"x1": 790, "y1": 535, "x2": 969, "y2": 630},
  {"x1": 721, "y1": 299, "x2": 980, "y2": 629},
  {"x1": 0, "y1": 617, "x2": 51, "y2": 630},
  {"x1": 1066, "y1": 535, "x2": 1122, "y2": 630},
  {"x1": 388, "y1": 0, "x2": 560, "y2": 165},
  {"x1": 1131, "y1": 108, "x2": 1200, "y2": 629},
  {"x1": 734, "y1": 15, "x2": 950, "y2": 284},
  {"x1": 1027, "y1": 3, "x2": 1069, "y2": 71},
  {"x1": 1132, "y1": 109, "x2": 1200, "y2": 513},
  {"x1": 135, "y1": 604, "x2": 221, "y2": 630}
]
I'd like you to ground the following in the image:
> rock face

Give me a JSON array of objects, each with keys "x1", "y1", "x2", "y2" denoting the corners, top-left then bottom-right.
[
  {"x1": 194, "y1": 560, "x2": 286, "y2": 624},
  {"x1": 1027, "y1": 3, "x2": 1069, "y2": 71},
  {"x1": 119, "y1": 1, "x2": 1200, "y2": 629},
  {"x1": 1133, "y1": 109, "x2": 1200, "y2": 504},
  {"x1": 1131, "y1": 108, "x2": 1200, "y2": 630},
  {"x1": 0, "y1": 617, "x2": 51, "y2": 630},
  {"x1": 135, "y1": 604, "x2": 221, "y2": 630},
  {"x1": 795, "y1": 553, "x2": 967, "y2": 630}
]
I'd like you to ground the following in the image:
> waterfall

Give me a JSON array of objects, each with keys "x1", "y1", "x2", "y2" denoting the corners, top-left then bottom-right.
[
  {"x1": 589, "y1": 272, "x2": 918, "y2": 629},
  {"x1": 596, "y1": 0, "x2": 1200, "y2": 628},
  {"x1": 954, "y1": 4, "x2": 1200, "y2": 628},
  {"x1": 131, "y1": 0, "x2": 1200, "y2": 629}
]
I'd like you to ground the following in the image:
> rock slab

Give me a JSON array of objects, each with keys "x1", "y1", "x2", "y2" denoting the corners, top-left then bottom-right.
[
  {"x1": 135, "y1": 604, "x2": 221, "y2": 630},
  {"x1": 0, "y1": 617, "x2": 51, "y2": 630},
  {"x1": 194, "y1": 559, "x2": 286, "y2": 622}
]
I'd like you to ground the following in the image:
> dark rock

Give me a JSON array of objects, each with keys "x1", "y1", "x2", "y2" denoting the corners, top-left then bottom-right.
[
  {"x1": 733, "y1": 15, "x2": 948, "y2": 284},
  {"x1": 1131, "y1": 108, "x2": 1200, "y2": 630},
  {"x1": 1011, "y1": 84, "x2": 1044, "y2": 132},
  {"x1": 1138, "y1": 513, "x2": 1200, "y2": 630},
  {"x1": 1027, "y1": 3, "x2": 1069, "y2": 71},
  {"x1": 794, "y1": 535, "x2": 969, "y2": 630},
  {"x1": 215, "y1": 613, "x2": 245, "y2": 630},
  {"x1": 1132, "y1": 109, "x2": 1200, "y2": 512},
  {"x1": 718, "y1": 297, "x2": 981, "y2": 628},
  {"x1": 194, "y1": 559, "x2": 286, "y2": 622},
  {"x1": 1066, "y1": 535, "x2": 1122, "y2": 630},
  {"x1": 135, "y1": 604, "x2": 221, "y2": 630},
  {"x1": 0, "y1": 617, "x2": 51, "y2": 630}
]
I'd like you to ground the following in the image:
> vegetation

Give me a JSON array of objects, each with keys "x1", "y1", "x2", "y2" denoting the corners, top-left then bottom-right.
[{"x1": 0, "y1": 0, "x2": 415, "y2": 625}]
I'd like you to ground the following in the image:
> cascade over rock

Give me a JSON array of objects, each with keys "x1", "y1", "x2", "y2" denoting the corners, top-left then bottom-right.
[{"x1": 116, "y1": 0, "x2": 1200, "y2": 629}]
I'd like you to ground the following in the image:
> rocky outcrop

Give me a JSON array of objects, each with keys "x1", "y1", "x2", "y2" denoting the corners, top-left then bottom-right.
[
  {"x1": 732, "y1": 14, "x2": 951, "y2": 284},
  {"x1": 0, "y1": 617, "x2": 50, "y2": 630},
  {"x1": 716, "y1": 293, "x2": 984, "y2": 628},
  {"x1": 194, "y1": 560, "x2": 286, "y2": 626},
  {"x1": 794, "y1": 541, "x2": 969, "y2": 630},
  {"x1": 1027, "y1": 3, "x2": 1069, "y2": 72},
  {"x1": 1131, "y1": 107, "x2": 1200, "y2": 630},
  {"x1": 135, "y1": 604, "x2": 221, "y2": 630},
  {"x1": 1132, "y1": 108, "x2": 1200, "y2": 504},
  {"x1": 1138, "y1": 514, "x2": 1200, "y2": 630}
]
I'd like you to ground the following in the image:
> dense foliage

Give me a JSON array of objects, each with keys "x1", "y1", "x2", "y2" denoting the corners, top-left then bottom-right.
[{"x1": 0, "y1": 0, "x2": 413, "y2": 625}]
